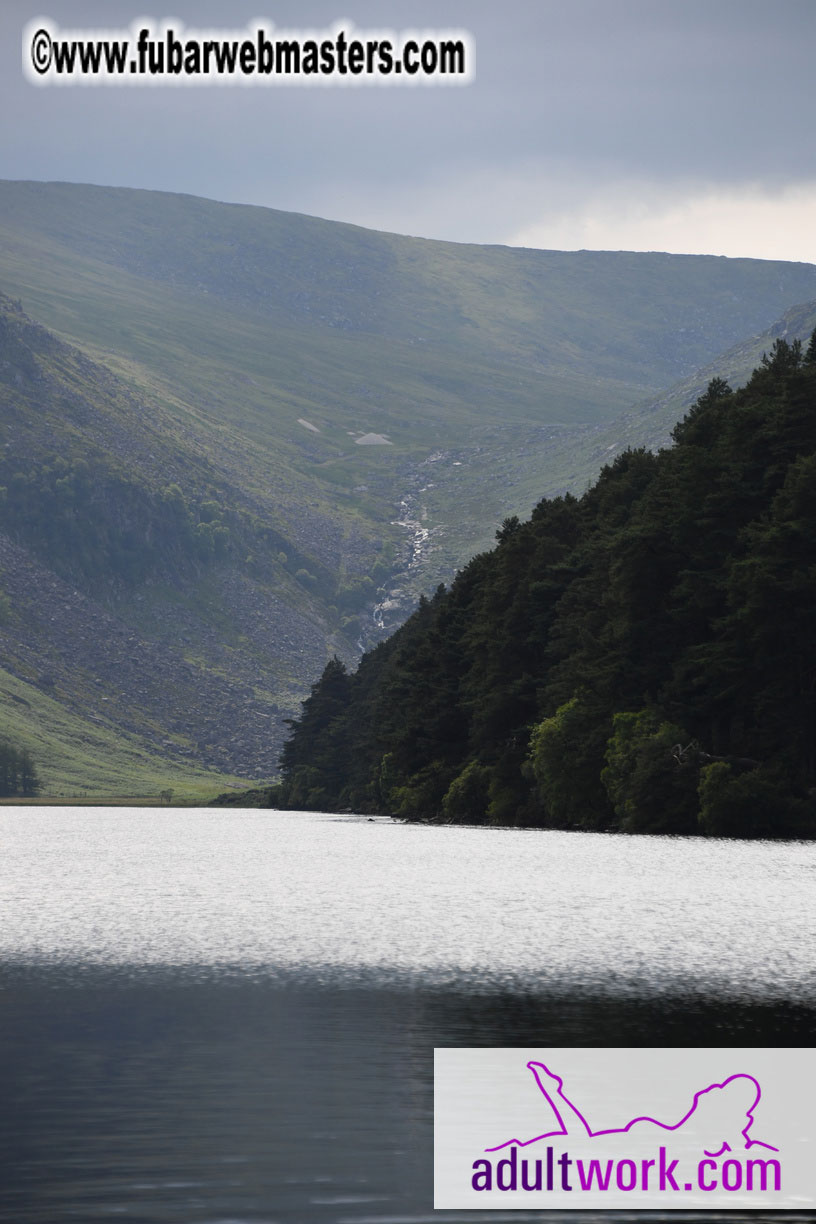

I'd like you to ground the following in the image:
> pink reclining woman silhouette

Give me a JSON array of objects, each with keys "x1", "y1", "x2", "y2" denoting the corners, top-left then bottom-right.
[{"x1": 487, "y1": 1061, "x2": 778, "y2": 1157}]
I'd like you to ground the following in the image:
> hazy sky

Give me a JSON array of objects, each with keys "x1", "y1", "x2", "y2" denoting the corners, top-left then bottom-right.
[{"x1": 3, "y1": 0, "x2": 816, "y2": 262}]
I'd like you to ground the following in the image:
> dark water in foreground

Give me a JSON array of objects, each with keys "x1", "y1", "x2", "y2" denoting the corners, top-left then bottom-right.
[{"x1": 1, "y1": 809, "x2": 814, "y2": 1223}]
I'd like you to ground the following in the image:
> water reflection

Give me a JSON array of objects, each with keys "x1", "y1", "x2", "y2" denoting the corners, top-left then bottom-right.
[
  {"x1": 1, "y1": 809, "x2": 814, "y2": 1221},
  {"x1": 1, "y1": 969, "x2": 813, "y2": 1223}
]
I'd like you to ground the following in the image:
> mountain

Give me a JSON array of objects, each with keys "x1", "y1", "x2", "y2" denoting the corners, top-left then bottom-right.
[
  {"x1": 5, "y1": 180, "x2": 816, "y2": 594},
  {"x1": 2, "y1": 179, "x2": 816, "y2": 794}
]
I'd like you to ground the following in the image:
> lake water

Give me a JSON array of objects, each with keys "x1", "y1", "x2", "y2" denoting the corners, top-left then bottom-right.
[{"x1": 1, "y1": 808, "x2": 814, "y2": 1222}]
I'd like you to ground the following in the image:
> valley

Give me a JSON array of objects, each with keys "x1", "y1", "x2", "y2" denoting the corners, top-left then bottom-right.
[{"x1": 2, "y1": 180, "x2": 816, "y2": 795}]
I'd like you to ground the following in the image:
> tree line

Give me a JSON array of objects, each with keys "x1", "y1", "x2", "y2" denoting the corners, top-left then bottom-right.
[
  {"x1": 275, "y1": 334, "x2": 816, "y2": 837},
  {"x1": 0, "y1": 457, "x2": 233, "y2": 586},
  {"x1": 0, "y1": 740, "x2": 40, "y2": 796}
]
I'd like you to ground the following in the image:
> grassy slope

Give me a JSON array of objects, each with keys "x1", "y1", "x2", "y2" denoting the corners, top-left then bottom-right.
[
  {"x1": 506, "y1": 298, "x2": 816, "y2": 512},
  {"x1": 3, "y1": 182, "x2": 816, "y2": 579},
  {"x1": 4, "y1": 181, "x2": 816, "y2": 418},
  {"x1": 0, "y1": 665, "x2": 248, "y2": 800},
  {"x1": 0, "y1": 295, "x2": 353, "y2": 795}
]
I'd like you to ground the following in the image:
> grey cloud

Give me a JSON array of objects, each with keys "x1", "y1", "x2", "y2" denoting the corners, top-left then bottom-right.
[{"x1": 2, "y1": 0, "x2": 815, "y2": 243}]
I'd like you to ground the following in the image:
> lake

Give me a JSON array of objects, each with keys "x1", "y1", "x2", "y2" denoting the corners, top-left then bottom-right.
[{"x1": 1, "y1": 808, "x2": 814, "y2": 1222}]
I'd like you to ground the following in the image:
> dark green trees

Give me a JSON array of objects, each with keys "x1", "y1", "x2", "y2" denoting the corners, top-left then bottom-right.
[
  {"x1": 279, "y1": 657, "x2": 352, "y2": 809},
  {"x1": 277, "y1": 336, "x2": 816, "y2": 838},
  {"x1": 0, "y1": 741, "x2": 40, "y2": 796}
]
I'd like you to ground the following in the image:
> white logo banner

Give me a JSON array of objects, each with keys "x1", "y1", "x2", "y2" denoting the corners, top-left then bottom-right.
[{"x1": 435, "y1": 1048, "x2": 814, "y2": 1210}]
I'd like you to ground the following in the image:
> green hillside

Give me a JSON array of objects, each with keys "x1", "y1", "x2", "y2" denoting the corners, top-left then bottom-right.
[
  {"x1": 2, "y1": 180, "x2": 816, "y2": 794},
  {"x1": 7, "y1": 181, "x2": 816, "y2": 411},
  {"x1": 451, "y1": 298, "x2": 816, "y2": 543},
  {"x1": 3, "y1": 182, "x2": 816, "y2": 596},
  {"x1": 0, "y1": 292, "x2": 359, "y2": 794},
  {"x1": 0, "y1": 665, "x2": 248, "y2": 802}
]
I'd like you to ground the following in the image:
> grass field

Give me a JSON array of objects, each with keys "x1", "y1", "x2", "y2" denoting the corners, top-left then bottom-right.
[{"x1": 0, "y1": 665, "x2": 261, "y2": 801}]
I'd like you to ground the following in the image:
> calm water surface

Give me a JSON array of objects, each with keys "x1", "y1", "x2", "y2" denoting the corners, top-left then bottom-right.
[{"x1": 1, "y1": 808, "x2": 814, "y2": 1223}]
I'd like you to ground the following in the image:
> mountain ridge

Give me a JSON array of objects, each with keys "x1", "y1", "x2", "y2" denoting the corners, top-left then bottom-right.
[{"x1": 2, "y1": 181, "x2": 816, "y2": 793}]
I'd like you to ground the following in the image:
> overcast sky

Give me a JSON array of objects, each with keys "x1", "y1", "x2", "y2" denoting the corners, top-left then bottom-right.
[{"x1": 3, "y1": 0, "x2": 816, "y2": 262}]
